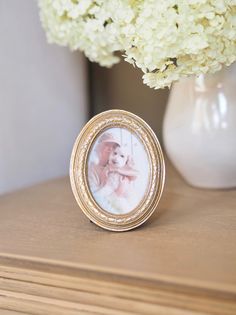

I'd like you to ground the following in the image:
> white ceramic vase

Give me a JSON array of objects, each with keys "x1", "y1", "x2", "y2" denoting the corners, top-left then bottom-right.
[{"x1": 163, "y1": 64, "x2": 236, "y2": 189}]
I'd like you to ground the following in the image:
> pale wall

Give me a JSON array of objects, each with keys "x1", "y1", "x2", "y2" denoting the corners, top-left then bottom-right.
[{"x1": 0, "y1": 1, "x2": 88, "y2": 194}]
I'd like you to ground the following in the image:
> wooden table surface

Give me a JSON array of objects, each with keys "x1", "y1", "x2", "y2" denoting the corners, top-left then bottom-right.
[{"x1": 0, "y1": 163, "x2": 236, "y2": 314}]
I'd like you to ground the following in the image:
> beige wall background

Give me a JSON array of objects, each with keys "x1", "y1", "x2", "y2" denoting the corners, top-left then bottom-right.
[
  {"x1": 0, "y1": 1, "x2": 88, "y2": 194},
  {"x1": 91, "y1": 60, "x2": 169, "y2": 142}
]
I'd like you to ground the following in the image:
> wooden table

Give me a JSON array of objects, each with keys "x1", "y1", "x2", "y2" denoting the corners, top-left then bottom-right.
[{"x1": 0, "y1": 163, "x2": 235, "y2": 314}]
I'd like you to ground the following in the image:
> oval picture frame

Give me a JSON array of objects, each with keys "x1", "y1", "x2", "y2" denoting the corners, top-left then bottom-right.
[{"x1": 70, "y1": 110, "x2": 165, "y2": 231}]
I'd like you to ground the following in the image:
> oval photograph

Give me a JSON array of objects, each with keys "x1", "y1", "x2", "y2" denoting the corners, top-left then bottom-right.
[{"x1": 87, "y1": 127, "x2": 150, "y2": 215}]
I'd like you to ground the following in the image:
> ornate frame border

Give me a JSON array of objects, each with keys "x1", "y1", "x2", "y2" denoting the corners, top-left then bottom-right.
[{"x1": 70, "y1": 110, "x2": 165, "y2": 231}]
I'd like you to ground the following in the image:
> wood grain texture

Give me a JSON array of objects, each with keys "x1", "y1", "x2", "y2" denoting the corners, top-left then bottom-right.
[
  {"x1": 0, "y1": 311, "x2": 29, "y2": 315},
  {"x1": 0, "y1": 162, "x2": 236, "y2": 314}
]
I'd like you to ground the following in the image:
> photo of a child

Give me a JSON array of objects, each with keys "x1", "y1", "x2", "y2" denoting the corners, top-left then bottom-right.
[{"x1": 88, "y1": 128, "x2": 149, "y2": 215}]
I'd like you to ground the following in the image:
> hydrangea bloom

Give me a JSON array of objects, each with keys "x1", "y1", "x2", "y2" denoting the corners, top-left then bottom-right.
[{"x1": 39, "y1": 0, "x2": 236, "y2": 89}]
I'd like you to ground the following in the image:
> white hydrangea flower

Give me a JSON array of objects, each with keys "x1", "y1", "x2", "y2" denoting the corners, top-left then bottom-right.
[{"x1": 38, "y1": 0, "x2": 236, "y2": 89}]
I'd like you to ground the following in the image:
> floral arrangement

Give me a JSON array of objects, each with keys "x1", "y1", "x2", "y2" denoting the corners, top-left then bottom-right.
[{"x1": 39, "y1": 0, "x2": 236, "y2": 89}]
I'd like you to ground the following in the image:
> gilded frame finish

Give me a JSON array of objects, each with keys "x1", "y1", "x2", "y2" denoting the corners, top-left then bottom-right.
[{"x1": 70, "y1": 110, "x2": 165, "y2": 231}]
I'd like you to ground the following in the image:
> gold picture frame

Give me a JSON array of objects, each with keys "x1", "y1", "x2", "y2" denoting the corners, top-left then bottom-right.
[{"x1": 70, "y1": 110, "x2": 165, "y2": 231}]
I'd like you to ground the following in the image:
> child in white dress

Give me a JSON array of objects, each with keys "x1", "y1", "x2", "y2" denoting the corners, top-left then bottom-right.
[{"x1": 92, "y1": 145, "x2": 139, "y2": 214}]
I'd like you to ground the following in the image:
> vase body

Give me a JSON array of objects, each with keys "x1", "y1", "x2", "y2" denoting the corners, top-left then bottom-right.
[{"x1": 163, "y1": 65, "x2": 236, "y2": 189}]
